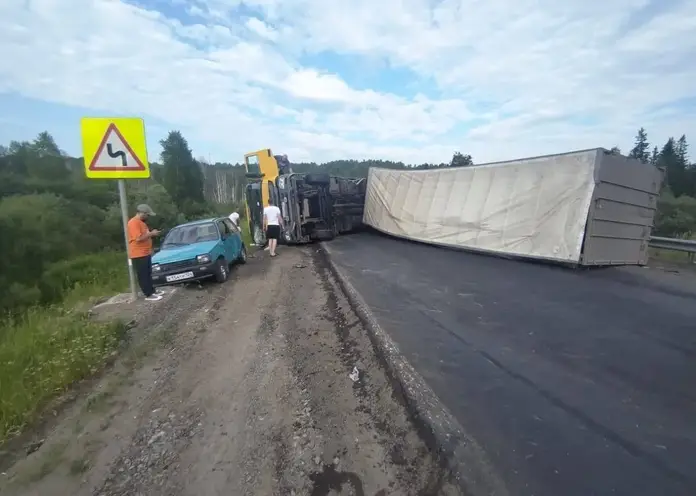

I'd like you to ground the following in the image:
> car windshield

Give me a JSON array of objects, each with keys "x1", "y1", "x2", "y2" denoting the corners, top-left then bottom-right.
[{"x1": 162, "y1": 222, "x2": 219, "y2": 248}]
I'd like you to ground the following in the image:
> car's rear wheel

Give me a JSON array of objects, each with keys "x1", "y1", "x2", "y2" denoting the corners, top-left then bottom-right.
[
  {"x1": 214, "y1": 258, "x2": 229, "y2": 283},
  {"x1": 237, "y1": 244, "x2": 247, "y2": 264}
]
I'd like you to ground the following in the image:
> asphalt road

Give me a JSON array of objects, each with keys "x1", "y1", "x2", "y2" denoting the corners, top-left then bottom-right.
[{"x1": 327, "y1": 232, "x2": 696, "y2": 496}]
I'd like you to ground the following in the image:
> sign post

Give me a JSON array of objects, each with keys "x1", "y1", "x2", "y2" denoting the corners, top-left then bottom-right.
[
  {"x1": 80, "y1": 117, "x2": 151, "y2": 302},
  {"x1": 117, "y1": 179, "x2": 139, "y2": 299}
]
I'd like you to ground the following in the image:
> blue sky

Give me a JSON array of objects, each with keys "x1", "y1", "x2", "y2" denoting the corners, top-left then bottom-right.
[{"x1": 1, "y1": 0, "x2": 695, "y2": 165}]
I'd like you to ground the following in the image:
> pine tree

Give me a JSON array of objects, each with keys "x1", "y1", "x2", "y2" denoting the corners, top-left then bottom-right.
[
  {"x1": 650, "y1": 146, "x2": 659, "y2": 166},
  {"x1": 628, "y1": 127, "x2": 650, "y2": 163},
  {"x1": 674, "y1": 135, "x2": 695, "y2": 197},
  {"x1": 676, "y1": 135, "x2": 688, "y2": 167},
  {"x1": 160, "y1": 131, "x2": 205, "y2": 210},
  {"x1": 609, "y1": 146, "x2": 621, "y2": 155},
  {"x1": 658, "y1": 138, "x2": 690, "y2": 197}
]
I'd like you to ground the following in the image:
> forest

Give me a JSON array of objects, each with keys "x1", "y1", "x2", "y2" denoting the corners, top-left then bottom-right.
[{"x1": 0, "y1": 128, "x2": 694, "y2": 316}]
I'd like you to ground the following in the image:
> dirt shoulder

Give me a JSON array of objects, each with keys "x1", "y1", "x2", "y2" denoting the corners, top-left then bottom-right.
[{"x1": 1, "y1": 246, "x2": 459, "y2": 496}]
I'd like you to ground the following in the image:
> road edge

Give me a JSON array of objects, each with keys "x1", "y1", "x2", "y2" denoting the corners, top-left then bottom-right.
[{"x1": 320, "y1": 242, "x2": 508, "y2": 496}]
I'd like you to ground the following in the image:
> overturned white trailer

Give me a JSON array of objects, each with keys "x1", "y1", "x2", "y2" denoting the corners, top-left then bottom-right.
[{"x1": 363, "y1": 148, "x2": 663, "y2": 266}]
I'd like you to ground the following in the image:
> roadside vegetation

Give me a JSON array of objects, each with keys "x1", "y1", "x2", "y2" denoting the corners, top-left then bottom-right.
[
  {"x1": 614, "y1": 129, "x2": 696, "y2": 264},
  {"x1": 0, "y1": 131, "x2": 240, "y2": 442},
  {"x1": 613, "y1": 128, "x2": 696, "y2": 238}
]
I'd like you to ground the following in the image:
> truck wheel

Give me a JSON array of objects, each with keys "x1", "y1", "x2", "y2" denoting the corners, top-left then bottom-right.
[
  {"x1": 305, "y1": 173, "x2": 330, "y2": 185},
  {"x1": 237, "y1": 244, "x2": 247, "y2": 264},
  {"x1": 214, "y1": 258, "x2": 229, "y2": 283}
]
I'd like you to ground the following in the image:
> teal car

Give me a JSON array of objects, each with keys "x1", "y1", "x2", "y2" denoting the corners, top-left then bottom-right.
[{"x1": 151, "y1": 217, "x2": 247, "y2": 287}]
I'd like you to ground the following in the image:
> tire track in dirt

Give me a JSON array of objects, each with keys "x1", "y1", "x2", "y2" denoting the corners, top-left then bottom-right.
[{"x1": 277, "y1": 248, "x2": 459, "y2": 495}]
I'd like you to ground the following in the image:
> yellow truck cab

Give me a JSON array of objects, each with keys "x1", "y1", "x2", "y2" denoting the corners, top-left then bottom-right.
[{"x1": 243, "y1": 149, "x2": 291, "y2": 245}]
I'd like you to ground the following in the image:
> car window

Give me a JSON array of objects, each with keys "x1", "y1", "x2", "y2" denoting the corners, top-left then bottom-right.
[
  {"x1": 162, "y1": 222, "x2": 218, "y2": 247},
  {"x1": 217, "y1": 220, "x2": 229, "y2": 237},
  {"x1": 223, "y1": 219, "x2": 238, "y2": 233}
]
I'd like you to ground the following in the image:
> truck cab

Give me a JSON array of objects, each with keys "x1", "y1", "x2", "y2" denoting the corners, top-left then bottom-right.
[
  {"x1": 243, "y1": 149, "x2": 286, "y2": 245},
  {"x1": 243, "y1": 149, "x2": 366, "y2": 245}
]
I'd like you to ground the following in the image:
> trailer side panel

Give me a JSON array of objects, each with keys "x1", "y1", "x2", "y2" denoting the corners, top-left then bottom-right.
[{"x1": 363, "y1": 150, "x2": 600, "y2": 263}]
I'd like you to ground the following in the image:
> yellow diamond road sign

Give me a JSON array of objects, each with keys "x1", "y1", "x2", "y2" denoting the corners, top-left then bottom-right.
[{"x1": 81, "y1": 117, "x2": 150, "y2": 179}]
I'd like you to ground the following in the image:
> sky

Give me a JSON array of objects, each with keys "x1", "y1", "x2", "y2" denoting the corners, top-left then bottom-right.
[{"x1": 0, "y1": 0, "x2": 695, "y2": 165}]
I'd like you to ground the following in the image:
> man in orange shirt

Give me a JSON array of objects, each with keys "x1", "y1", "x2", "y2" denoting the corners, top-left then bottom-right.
[{"x1": 127, "y1": 204, "x2": 162, "y2": 301}]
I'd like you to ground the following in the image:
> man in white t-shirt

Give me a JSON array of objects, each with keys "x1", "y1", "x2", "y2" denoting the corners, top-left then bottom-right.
[
  {"x1": 228, "y1": 211, "x2": 240, "y2": 227},
  {"x1": 263, "y1": 200, "x2": 283, "y2": 257}
]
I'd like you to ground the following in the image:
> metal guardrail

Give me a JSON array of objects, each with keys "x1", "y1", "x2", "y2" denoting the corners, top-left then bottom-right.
[{"x1": 649, "y1": 236, "x2": 696, "y2": 258}]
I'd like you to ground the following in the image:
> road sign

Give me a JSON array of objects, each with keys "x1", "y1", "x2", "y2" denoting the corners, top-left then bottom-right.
[
  {"x1": 81, "y1": 117, "x2": 150, "y2": 300},
  {"x1": 81, "y1": 117, "x2": 150, "y2": 179}
]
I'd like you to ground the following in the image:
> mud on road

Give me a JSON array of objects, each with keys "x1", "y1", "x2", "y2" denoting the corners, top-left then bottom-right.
[{"x1": 1, "y1": 246, "x2": 460, "y2": 496}]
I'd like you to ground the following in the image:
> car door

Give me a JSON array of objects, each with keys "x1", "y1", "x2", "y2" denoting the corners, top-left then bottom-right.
[
  {"x1": 223, "y1": 219, "x2": 241, "y2": 257},
  {"x1": 216, "y1": 219, "x2": 235, "y2": 261}
]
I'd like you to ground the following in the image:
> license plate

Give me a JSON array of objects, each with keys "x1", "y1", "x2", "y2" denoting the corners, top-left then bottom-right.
[{"x1": 166, "y1": 271, "x2": 194, "y2": 282}]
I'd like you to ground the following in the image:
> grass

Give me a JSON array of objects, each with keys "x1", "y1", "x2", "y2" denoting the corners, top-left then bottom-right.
[
  {"x1": 650, "y1": 248, "x2": 696, "y2": 264},
  {"x1": 0, "y1": 252, "x2": 131, "y2": 444},
  {"x1": 240, "y1": 221, "x2": 253, "y2": 247},
  {"x1": 41, "y1": 252, "x2": 131, "y2": 308},
  {"x1": 649, "y1": 233, "x2": 696, "y2": 265}
]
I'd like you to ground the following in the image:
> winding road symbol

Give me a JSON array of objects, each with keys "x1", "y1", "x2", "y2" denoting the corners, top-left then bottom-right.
[{"x1": 106, "y1": 143, "x2": 128, "y2": 167}]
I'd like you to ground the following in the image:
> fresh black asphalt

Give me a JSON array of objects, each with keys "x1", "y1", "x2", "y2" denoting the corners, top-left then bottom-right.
[{"x1": 327, "y1": 232, "x2": 696, "y2": 496}]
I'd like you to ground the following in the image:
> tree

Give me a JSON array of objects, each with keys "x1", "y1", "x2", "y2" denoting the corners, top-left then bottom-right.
[
  {"x1": 199, "y1": 161, "x2": 247, "y2": 205},
  {"x1": 450, "y1": 151, "x2": 474, "y2": 167},
  {"x1": 32, "y1": 131, "x2": 62, "y2": 157},
  {"x1": 650, "y1": 146, "x2": 659, "y2": 166},
  {"x1": 628, "y1": 127, "x2": 650, "y2": 163},
  {"x1": 657, "y1": 137, "x2": 690, "y2": 197},
  {"x1": 676, "y1": 135, "x2": 689, "y2": 167},
  {"x1": 0, "y1": 193, "x2": 106, "y2": 309},
  {"x1": 674, "y1": 135, "x2": 696, "y2": 197},
  {"x1": 659, "y1": 137, "x2": 677, "y2": 164},
  {"x1": 609, "y1": 146, "x2": 621, "y2": 155},
  {"x1": 160, "y1": 131, "x2": 205, "y2": 210},
  {"x1": 0, "y1": 133, "x2": 68, "y2": 183}
]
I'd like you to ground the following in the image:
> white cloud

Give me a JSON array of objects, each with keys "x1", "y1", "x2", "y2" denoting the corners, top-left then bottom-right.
[
  {"x1": 0, "y1": 0, "x2": 694, "y2": 164},
  {"x1": 284, "y1": 69, "x2": 362, "y2": 103},
  {"x1": 245, "y1": 17, "x2": 278, "y2": 41}
]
